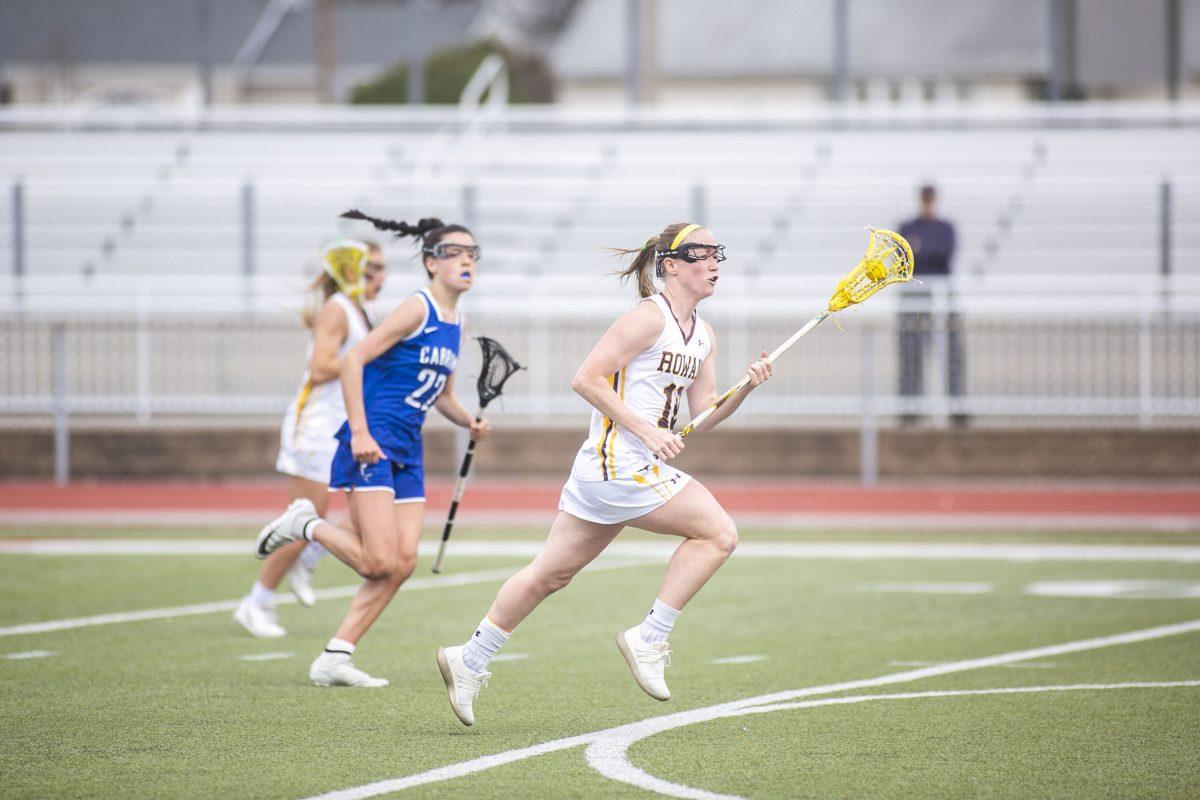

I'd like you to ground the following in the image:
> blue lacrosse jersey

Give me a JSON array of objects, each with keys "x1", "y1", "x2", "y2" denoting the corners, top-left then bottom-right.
[{"x1": 334, "y1": 289, "x2": 460, "y2": 468}]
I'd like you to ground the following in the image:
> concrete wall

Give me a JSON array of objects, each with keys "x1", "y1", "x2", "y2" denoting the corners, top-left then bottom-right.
[{"x1": 3, "y1": 427, "x2": 1197, "y2": 482}]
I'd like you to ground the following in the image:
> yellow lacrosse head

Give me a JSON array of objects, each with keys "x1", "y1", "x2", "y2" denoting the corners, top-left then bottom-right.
[
  {"x1": 322, "y1": 238, "x2": 370, "y2": 298},
  {"x1": 827, "y1": 228, "x2": 914, "y2": 312}
]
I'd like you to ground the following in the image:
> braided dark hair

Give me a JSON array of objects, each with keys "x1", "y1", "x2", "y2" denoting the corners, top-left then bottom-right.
[{"x1": 341, "y1": 209, "x2": 472, "y2": 279}]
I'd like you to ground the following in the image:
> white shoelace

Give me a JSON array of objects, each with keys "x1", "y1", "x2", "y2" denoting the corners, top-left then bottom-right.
[
  {"x1": 459, "y1": 669, "x2": 491, "y2": 695},
  {"x1": 636, "y1": 645, "x2": 671, "y2": 668}
]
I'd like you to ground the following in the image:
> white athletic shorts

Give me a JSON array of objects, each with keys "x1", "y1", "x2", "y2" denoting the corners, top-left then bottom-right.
[
  {"x1": 559, "y1": 464, "x2": 692, "y2": 525},
  {"x1": 276, "y1": 423, "x2": 339, "y2": 485}
]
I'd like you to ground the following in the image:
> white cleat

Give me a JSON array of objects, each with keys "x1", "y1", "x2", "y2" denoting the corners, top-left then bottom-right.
[
  {"x1": 437, "y1": 645, "x2": 489, "y2": 726},
  {"x1": 287, "y1": 560, "x2": 317, "y2": 607},
  {"x1": 255, "y1": 498, "x2": 318, "y2": 559},
  {"x1": 233, "y1": 597, "x2": 286, "y2": 638},
  {"x1": 616, "y1": 627, "x2": 671, "y2": 701},
  {"x1": 309, "y1": 652, "x2": 389, "y2": 688}
]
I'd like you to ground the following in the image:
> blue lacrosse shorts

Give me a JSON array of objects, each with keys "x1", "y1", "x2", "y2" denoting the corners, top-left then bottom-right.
[{"x1": 329, "y1": 441, "x2": 425, "y2": 504}]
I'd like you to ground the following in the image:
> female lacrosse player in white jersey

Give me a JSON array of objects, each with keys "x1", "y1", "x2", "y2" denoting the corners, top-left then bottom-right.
[
  {"x1": 234, "y1": 240, "x2": 386, "y2": 639},
  {"x1": 437, "y1": 223, "x2": 772, "y2": 726}
]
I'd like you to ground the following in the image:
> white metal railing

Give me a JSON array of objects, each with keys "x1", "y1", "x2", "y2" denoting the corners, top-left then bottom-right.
[
  {"x1": 3, "y1": 296, "x2": 1197, "y2": 424},
  {"x1": 4, "y1": 292, "x2": 1196, "y2": 486}
]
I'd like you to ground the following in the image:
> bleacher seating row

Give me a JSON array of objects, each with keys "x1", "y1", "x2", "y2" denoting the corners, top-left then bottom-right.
[{"x1": 1, "y1": 123, "x2": 1198, "y2": 290}]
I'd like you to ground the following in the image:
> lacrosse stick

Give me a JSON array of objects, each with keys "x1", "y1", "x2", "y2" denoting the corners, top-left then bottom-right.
[
  {"x1": 679, "y1": 228, "x2": 913, "y2": 437},
  {"x1": 431, "y1": 336, "x2": 525, "y2": 574}
]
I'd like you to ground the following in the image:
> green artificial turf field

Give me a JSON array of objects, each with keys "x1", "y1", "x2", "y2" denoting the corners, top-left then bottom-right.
[{"x1": 1, "y1": 530, "x2": 1198, "y2": 799}]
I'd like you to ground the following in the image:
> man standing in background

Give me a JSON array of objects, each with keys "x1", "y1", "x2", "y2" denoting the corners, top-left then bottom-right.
[{"x1": 898, "y1": 185, "x2": 965, "y2": 426}]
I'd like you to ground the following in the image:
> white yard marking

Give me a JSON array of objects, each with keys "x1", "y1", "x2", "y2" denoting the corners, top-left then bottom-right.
[
  {"x1": 854, "y1": 582, "x2": 995, "y2": 594},
  {"x1": 4, "y1": 649, "x2": 57, "y2": 660},
  {"x1": 3, "y1": 539, "x2": 1200, "y2": 562},
  {"x1": 598, "y1": 681, "x2": 1200, "y2": 800},
  {"x1": 239, "y1": 652, "x2": 294, "y2": 662},
  {"x1": 4, "y1": 510, "x2": 1198, "y2": 532},
  {"x1": 889, "y1": 660, "x2": 1057, "y2": 670},
  {"x1": 0, "y1": 559, "x2": 648, "y2": 638},
  {"x1": 1025, "y1": 579, "x2": 1200, "y2": 600},
  {"x1": 709, "y1": 656, "x2": 767, "y2": 665},
  {"x1": 298, "y1": 619, "x2": 1200, "y2": 800},
  {"x1": 491, "y1": 653, "x2": 531, "y2": 662}
]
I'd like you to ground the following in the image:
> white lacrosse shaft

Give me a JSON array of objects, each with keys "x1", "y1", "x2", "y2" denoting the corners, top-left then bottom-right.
[{"x1": 679, "y1": 308, "x2": 830, "y2": 437}]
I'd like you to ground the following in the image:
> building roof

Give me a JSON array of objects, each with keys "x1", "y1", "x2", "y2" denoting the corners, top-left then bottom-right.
[
  {"x1": 1, "y1": 0, "x2": 480, "y2": 67},
  {"x1": 551, "y1": 0, "x2": 1050, "y2": 80}
]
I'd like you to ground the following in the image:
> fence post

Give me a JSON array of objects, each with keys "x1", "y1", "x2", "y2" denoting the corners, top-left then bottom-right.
[
  {"x1": 241, "y1": 180, "x2": 255, "y2": 311},
  {"x1": 832, "y1": 0, "x2": 849, "y2": 102},
  {"x1": 532, "y1": 304, "x2": 551, "y2": 417},
  {"x1": 1138, "y1": 302, "x2": 1154, "y2": 427},
  {"x1": 12, "y1": 180, "x2": 24, "y2": 305},
  {"x1": 1160, "y1": 179, "x2": 1172, "y2": 280},
  {"x1": 859, "y1": 320, "x2": 878, "y2": 487},
  {"x1": 136, "y1": 286, "x2": 152, "y2": 423},
  {"x1": 241, "y1": 180, "x2": 255, "y2": 277},
  {"x1": 932, "y1": 278, "x2": 951, "y2": 422},
  {"x1": 461, "y1": 183, "x2": 477, "y2": 228},
  {"x1": 691, "y1": 182, "x2": 706, "y2": 224},
  {"x1": 52, "y1": 323, "x2": 70, "y2": 485}
]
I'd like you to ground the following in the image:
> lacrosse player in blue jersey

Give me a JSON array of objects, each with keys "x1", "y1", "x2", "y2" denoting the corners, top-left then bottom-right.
[{"x1": 257, "y1": 212, "x2": 489, "y2": 687}]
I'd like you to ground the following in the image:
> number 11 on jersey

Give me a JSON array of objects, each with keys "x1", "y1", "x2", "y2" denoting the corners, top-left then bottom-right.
[{"x1": 658, "y1": 383, "x2": 683, "y2": 429}]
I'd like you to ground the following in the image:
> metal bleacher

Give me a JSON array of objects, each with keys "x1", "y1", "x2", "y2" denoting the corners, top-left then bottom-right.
[
  {"x1": 1, "y1": 107, "x2": 1198, "y2": 431},
  {"x1": 2, "y1": 111, "x2": 1198, "y2": 308}
]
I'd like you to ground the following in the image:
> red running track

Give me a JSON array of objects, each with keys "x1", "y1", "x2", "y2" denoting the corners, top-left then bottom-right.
[{"x1": 1, "y1": 479, "x2": 1199, "y2": 517}]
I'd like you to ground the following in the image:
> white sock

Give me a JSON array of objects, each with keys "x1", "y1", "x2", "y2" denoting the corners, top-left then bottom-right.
[
  {"x1": 461, "y1": 617, "x2": 510, "y2": 673},
  {"x1": 248, "y1": 581, "x2": 275, "y2": 608},
  {"x1": 301, "y1": 517, "x2": 323, "y2": 542},
  {"x1": 639, "y1": 598, "x2": 680, "y2": 645},
  {"x1": 324, "y1": 637, "x2": 355, "y2": 657},
  {"x1": 299, "y1": 542, "x2": 327, "y2": 570}
]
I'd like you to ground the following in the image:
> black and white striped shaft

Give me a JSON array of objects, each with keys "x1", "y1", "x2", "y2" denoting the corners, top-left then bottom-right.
[{"x1": 431, "y1": 413, "x2": 481, "y2": 574}]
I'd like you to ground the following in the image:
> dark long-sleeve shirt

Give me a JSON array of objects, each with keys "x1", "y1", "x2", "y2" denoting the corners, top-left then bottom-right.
[{"x1": 898, "y1": 216, "x2": 956, "y2": 276}]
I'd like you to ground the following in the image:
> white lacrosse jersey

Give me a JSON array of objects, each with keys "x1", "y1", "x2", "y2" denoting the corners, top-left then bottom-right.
[
  {"x1": 571, "y1": 293, "x2": 712, "y2": 482},
  {"x1": 283, "y1": 293, "x2": 373, "y2": 447}
]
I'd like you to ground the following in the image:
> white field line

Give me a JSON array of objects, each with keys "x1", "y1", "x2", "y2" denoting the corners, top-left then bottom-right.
[
  {"x1": 3, "y1": 510, "x2": 1199, "y2": 532},
  {"x1": 853, "y1": 582, "x2": 995, "y2": 594},
  {"x1": 239, "y1": 652, "x2": 294, "y2": 662},
  {"x1": 1025, "y1": 579, "x2": 1200, "y2": 599},
  {"x1": 4, "y1": 539, "x2": 1200, "y2": 562},
  {"x1": 592, "y1": 682, "x2": 1200, "y2": 800},
  {"x1": 4, "y1": 650, "x2": 57, "y2": 660},
  {"x1": 0, "y1": 558, "x2": 649, "y2": 639},
  {"x1": 300, "y1": 619, "x2": 1200, "y2": 800},
  {"x1": 890, "y1": 659, "x2": 1058, "y2": 670},
  {"x1": 708, "y1": 656, "x2": 766, "y2": 665}
]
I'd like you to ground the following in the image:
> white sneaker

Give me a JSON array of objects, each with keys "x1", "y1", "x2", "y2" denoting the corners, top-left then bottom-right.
[
  {"x1": 309, "y1": 651, "x2": 389, "y2": 688},
  {"x1": 287, "y1": 560, "x2": 317, "y2": 607},
  {"x1": 437, "y1": 645, "x2": 490, "y2": 726},
  {"x1": 255, "y1": 498, "x2": 318, "y2": 559},
  {"x1": 616, "y1": 626, "x2": 671, "y2": 701},
  {"x1": 233, "y1": 597, "x2": 286, "y2": 638}
]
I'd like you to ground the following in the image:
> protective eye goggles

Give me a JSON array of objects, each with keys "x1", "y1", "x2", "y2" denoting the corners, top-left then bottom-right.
[
  {"x1": 423, "y1": 243, "x2": 482, "y2": 261},
  {"x1": 656, "y1": 243, "x2": 726, "y2": 264}
]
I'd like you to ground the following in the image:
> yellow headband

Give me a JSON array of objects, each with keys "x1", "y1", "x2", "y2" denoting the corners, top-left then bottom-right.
[{"x1": 669, "y1": 224, "x2": 702, "y2": 250}]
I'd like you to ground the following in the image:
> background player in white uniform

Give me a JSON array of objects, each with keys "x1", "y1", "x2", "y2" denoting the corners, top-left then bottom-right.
[
  {"x1": 436, "y1": 223, "x2": 773, "y2": 726},
  {"x1": 234, "y1": 239, "x2": 386, "y2": 638}
]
